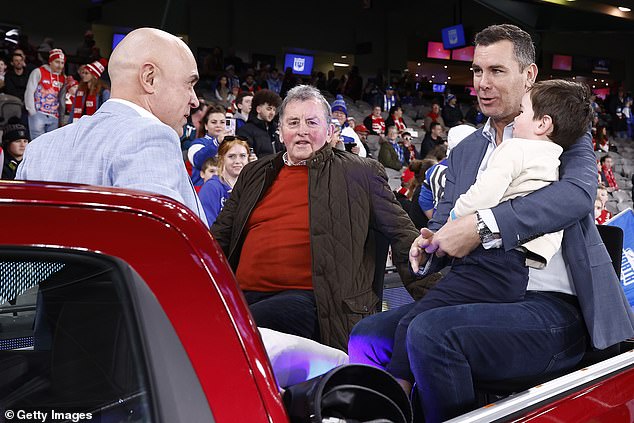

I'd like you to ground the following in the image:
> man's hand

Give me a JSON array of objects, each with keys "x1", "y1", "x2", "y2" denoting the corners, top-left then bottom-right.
[
  {"x1": 351, "y1": 145, "x2": 361, "y2": 155},
  {"x1": 429, "y1": 213, "x2": 480, "y2": 258},
  {"x1": 409, "y1": 228, "x2": 434, "y2": 273}
]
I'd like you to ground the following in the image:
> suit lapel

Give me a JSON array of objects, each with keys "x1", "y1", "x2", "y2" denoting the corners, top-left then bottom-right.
[{"x1": 458, "y1": 133, "x2": 490, "y2": 194}]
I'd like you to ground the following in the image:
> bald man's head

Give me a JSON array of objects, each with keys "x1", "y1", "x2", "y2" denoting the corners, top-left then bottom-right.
[{"x1": 109, "y1": 28, "x2": 199, "y2": 136}]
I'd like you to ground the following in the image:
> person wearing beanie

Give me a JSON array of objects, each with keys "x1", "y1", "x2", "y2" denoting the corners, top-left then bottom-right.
[
  {"x1": 330, "y1": 94, "x2": 366, "y2": 157},
  {"x1": 2, "y1": 121, "x2": 30, "y2": 180},
  {"x1": 70, "y1": 58, "x2": 110, "y2": 122},
  {"x1": 442, "y1": 93, "x2": 464, "y2": 128},
  {"x1": 24, "y1": 48, "x2": 67, "y2": 139}
]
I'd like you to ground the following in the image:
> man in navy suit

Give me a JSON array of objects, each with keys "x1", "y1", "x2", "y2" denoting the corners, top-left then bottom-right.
[{"x1": 349, "y1": 24, "x2": 634, "y2": 422}]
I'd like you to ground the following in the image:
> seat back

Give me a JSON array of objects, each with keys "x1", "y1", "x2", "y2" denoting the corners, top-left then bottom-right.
[{"x1": 596, "y1": 224, "x2": 623, "y2": 278}]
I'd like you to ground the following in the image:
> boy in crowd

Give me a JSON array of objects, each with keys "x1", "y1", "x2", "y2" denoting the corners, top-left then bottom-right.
[{"x1": 383, "y1": 79, "x2": 593, "y2": 389}]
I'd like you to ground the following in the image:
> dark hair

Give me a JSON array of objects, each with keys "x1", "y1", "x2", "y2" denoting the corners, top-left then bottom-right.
[
  {"x1": 388, "y1": 105, "x2": 402, "y2": 116},
  {"x1": 402, "y1": 131, "x2": 412, "y2": 138},
  {"x1": 429, "y1": 122, "x2": 442, "y2": 131},
  {"x1": 600, "y1": 154, "x2": 611, "y2": 165},
  {"x1": 426, "y1": 144, "x2": 447, "y2": 161},
  {"x1": 474, "y1": 24, "x2": 535, "y2": 71},
  {"x1": 235, "y1": 91, "x2": 254, "y2": 109},
  {"x1": 528, "y1": 79, "x2": 592, "y2": 149},
  {"x1": 198, "y1": 104, "x2": 226, "y2": 137},
  {"x1": 252, "y1": 89, "x2": 282, "y2": 110}
]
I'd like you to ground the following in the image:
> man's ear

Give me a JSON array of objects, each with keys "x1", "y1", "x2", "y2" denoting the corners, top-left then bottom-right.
[
  {"x1": 140, "y1": 63, "x2": 157, "y2": 94},
  {"x1": 535, "y1": 114, "x2": 553, "y2": 137},
  {"x1": 525, "y1": 63, "x2": 538, "y2": 85}
]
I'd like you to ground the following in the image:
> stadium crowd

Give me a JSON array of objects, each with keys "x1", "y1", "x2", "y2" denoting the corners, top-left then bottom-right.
[{"x1": 2, "y1": 24, "x2": 634, "y2": 422}]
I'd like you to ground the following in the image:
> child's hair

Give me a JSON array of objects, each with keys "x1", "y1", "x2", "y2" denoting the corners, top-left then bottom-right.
[
  {"x1": 201, "y1": 156, "x2": 219, "y2": 172},
  {"x1": 528, "y1": 79, "x2": 592, "y2": 149}
]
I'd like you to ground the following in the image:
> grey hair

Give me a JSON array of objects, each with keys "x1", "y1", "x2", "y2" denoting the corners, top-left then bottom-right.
[
  {"x1": 474, "y1": 24, "x2": 535, "y2": 71},
  {"x1": 279, "y1": 85, "x2": 332, "y2": 124}
]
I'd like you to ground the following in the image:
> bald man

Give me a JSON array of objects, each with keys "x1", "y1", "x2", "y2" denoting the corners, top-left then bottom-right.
[{"x1": 16, "y1": 28, "x2": 207, "y2": 224}]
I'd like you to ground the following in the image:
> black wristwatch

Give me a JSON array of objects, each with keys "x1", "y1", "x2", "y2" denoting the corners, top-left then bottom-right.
[{"x1": 475, "y1": 211, "x2": 499, "y2": 245}]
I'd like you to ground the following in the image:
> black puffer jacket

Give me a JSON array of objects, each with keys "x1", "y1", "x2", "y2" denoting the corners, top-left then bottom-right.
[
  {"x1": 212, "y1": 145, "x2": 422, "y2": 351},
  {"x1": 236, "y1": 115, "x2": 284, "y2": 158}
]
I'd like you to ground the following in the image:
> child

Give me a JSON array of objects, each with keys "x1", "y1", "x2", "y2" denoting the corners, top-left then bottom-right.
[
  {"x1": 194, "y1": 157, "x2": 219, "y2": 193},
  {"x1": 387, "y1": 79, "x2": 593, "y2": 387}
]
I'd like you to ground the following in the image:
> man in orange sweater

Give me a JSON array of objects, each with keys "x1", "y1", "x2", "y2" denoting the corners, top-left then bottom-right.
[{"x1": 212, "y1": 85, "x2": 421, "y2": 351}]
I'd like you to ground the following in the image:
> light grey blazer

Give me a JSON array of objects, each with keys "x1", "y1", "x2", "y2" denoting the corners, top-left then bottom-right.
[{"x1": 16, "y1": 100, "x2": 207, "y2": 224}]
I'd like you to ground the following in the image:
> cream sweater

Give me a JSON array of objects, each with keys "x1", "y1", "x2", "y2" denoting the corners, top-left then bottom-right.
[{"x1": 452, "y1": 137, "x2": 563, "y2": 268}]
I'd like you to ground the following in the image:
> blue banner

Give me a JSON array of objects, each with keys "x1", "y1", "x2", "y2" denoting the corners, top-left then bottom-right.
[{"x1": 607, "y1": 208, "x2": 634, "y2": 308}]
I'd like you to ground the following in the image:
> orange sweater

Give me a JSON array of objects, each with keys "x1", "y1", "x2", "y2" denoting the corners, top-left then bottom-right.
[{"x1": 236, "y1": 165, "x2": 313, "y2": 291}]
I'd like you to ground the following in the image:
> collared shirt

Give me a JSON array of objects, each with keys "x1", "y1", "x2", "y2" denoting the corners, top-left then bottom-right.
[
  {"x1": 390, "y1": 141, "x2": 404, "y2": 164},
  {"x1": 477, "y1": 117, "x2": 574, "y2": 295},
  {"x1": 283, "y1": 152, "x2": 307, "y2": 167},
  {"x1": 108, "y1": 98, "x2": 160, "y2": 122}
]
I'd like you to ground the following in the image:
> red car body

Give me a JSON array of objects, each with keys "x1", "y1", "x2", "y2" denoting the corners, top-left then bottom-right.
[{"x1": 1, "y1": 180, "x2": 633, "y2": 422}]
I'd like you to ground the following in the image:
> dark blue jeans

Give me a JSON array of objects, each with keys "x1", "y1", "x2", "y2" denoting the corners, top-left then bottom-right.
[
  {"x1": 244, "y1": 289, "x2": 320, "y2": 341},
  {"x1": 348, "y1": 291, "x2": 587, "y2": 422},
  {"x1": 388, "y1": 246, "x2": 529, "y2": 381}
]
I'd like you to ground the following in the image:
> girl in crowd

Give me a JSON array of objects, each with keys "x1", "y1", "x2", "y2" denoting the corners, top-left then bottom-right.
[
  {"x1": 70, "y1": 59, "x2": 110, "y2": 122},
  {"x1": 0, "y1": 58, "x2": 6, "y2": 91},
  {"x1": 214, "y1": 75, "x2": 231, "y2": 106},
  {"x1": 385, "y1": 105, "x2": 406, "y2": 134},
  {"x1": 199, "y1": 137, "x2": 249, "y2": 226},
  {"x1": 188, "y1": 104, "x2": 226, "y2": 187},
  {"x1": 595, "y1": 187, "x2": 612, "y2": 225}
]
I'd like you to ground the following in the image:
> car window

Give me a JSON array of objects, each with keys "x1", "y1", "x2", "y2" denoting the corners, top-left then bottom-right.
[{"x1": 0, "y1": 250, "x2": 153, "y2": 422}]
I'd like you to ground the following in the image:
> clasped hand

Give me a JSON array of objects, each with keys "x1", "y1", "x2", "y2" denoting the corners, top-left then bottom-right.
[{"x1": 409, "y1": 213, "x2": 480, "y2": 273}]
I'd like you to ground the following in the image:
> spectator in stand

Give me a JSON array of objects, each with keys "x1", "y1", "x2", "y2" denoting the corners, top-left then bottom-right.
[
  {"x1": 442, "y1": 94, "x2": 464, "y2": 127},
  {"x1": 594, "y1": 125, "x2": 609, "y2": 152},
  {"x1": 188, "y1": 104, "x2": 226, "y2": 187},
  {"x1": 69, "y1": 59, "x2": 110, "y2": 122},
  {"x1": 385, "y1": 105, "x2": 406, "y2": 134},
  {"x1": 364, "y1": 105, "x2": 386, "y2": 135},
  {"x1": 353, "y1": 124, "x2": 373, "y2": 158},
  {"x1": 267, "y1": 68, "x2": 282, "y2": 94},
  {"x1": 419, "y1": 125, "x2": 476, "y2": 219},
  {"x1": 407, "y1": 158, "x2": 435, "y2": 230},
  {"x1": 199, "y1": 137, "x2": 249, "y2": 226},
  {"x1": 237, "y1": 89, "x2": 283, "y2": 158},
  {"x1": 465, "y1": 100, "x2": 485, "y2": 127},
  {"x1": 423, "y1": 101, "x2": 447, "y2": 132},
  {"x1": 599, "y1": 154, "x2": 619, "y2": 192},
  {"x1": 17, "y1": 28, "x2": 206, "y2": 223},
  {"x1": 343, "y1": 66, "x2": 363, "y2": 101},
  {"x1": 0, "y1": 58, "x2": 6, "y2": 92},
  {"x1": 63, "y1": 76, "x2": 79, "y2": 121},
  {"x1": 401, "y1": 131, "x2": 420, "y2": 165},
  {"x1": 379, "y1": 125, "x2": 404, "y2": 171},
  {"x1": 420, "y1": 122, "x2": 445, "y2": 158},
  {"x1": 281, "y1": 67, "x2": 299, "y2": 97},
  {"x1": 595, "y1": 187, "x2": 612, "y2": 225},
  {"x1": 214, "y1": 75, "x2": 232, "y2": 107},
  {"x1": 241, "y1": 73, "x2": 257, "y2": 93},
  {"x1": 5, "y1": 53, "x2": 29, "y2": 111},
  {"x1": 233, "y1": 91, "x2": 253, "y2": 130},
  {"x1": 181, "y1": 99, "x2": 207, "y2": 156},
  {"x1": 381, "y1": 85, "x2": 398, "y2": 112},
  {"x1": 199, "y1": 156, "x2": 219, "y2": 185},
  {"x1": 330, "y1": 95, "x2": 366, "y2": 157},
  {"x1": 210, "y1": 85, "x2": 421, "y2": 350},
  {"x1": 25, "y1": 48, "x2": 66, "y2": 140},
  {"x1": 614, "y1": 107, "x2": 628, "y2": 139},
  {"x1": 1, "y1": 121, "x2": 29, "y2": 180},
  {"x1": 347, "y1": 116, "x2": 356, "y2": 130},
  {"x1": 624, "y1": 98, "x2": 633, "y2": 140}
]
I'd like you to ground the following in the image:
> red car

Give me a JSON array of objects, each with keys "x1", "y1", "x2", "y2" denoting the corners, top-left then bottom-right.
[{"x1": 0, "y1": 181, "x2": 632, "y2": 422}]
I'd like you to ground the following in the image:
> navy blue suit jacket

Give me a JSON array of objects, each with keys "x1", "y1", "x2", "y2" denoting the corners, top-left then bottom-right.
[{"x1": 429, "y1": 129, "x2": 634, "y2": 349}]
